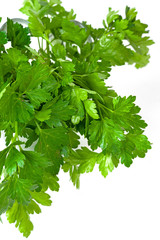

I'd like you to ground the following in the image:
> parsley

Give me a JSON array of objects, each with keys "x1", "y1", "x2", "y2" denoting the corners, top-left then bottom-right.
[{"x1": 0, "y1": 1, "x2": 153, "y2": 237}]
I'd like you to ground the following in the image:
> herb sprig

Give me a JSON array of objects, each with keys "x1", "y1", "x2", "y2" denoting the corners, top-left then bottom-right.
[{"x1": 0, "y1": 0, "x2": 154, "y2": 237}]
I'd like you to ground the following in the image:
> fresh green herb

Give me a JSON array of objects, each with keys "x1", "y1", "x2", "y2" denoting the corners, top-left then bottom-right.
[{"x1": 0, "y1": 1, "x2": 154, "y2": 237}]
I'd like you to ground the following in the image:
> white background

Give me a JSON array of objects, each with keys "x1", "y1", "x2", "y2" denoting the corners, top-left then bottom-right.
[{"x1": 0, "y1": 0, "x2": 160, "y2": 239}]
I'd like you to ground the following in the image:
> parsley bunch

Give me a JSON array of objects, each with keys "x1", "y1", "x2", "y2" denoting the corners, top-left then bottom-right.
[{"x1": 0, "y1": 0, "x2": 154, "y2": 237}]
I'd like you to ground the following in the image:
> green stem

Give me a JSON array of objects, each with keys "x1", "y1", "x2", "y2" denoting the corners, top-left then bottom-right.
[
  {"x1": 98, "y1": 101, "x2": 113, "y2": 113},
  {"x1": 98, "y1": 106, "x2": 103, "y2": 119},
  {"x1": 46, "y1": 34, "x2": 50, "y2": 55},
  {"x1": 35, "y1": 120, "x2": 41, "y2": 133},
  {"x1": 125, "y1": 43, "x2": 131, "y2": 47},
  {"x1": 42, "y1": 34, "x2": 54, "y2": 48},
  {"x1": 0, "y1": 81, "x2": 10, "y2": 99},
  {"x1": 53, "y1": 71, "x2": 62, "y2": 80},
  {"x1": 47, "y1": 42, "x2": 50, "y2": 55},
  {"x1": 95, "y1": 100, "x2": 103, "y2": 120},
  {"x1": 15, "y1": 121, "x2": 18, "y2": 136},
  {"x1": 12, "y1": 121, "x2": 19, "y2": 143},
  {"x1": 17, "y1": 166, "x2": 21, "y2": 174},
  {"x1": 11, "y1": 121, "x2": 19, "y2": 143},
  {"x1": 73, "y1": 74, "x2": 89, "y2": 77},
  {"x1": 38, "y1": 37, "x2": 41, "y2": 49},
  {"x1": 84, "y1": 112, "x2": 89, "y2": 137},
  {"x1": 19, "y1": 145, "x2": 23, "y2": 152},
  {"x1": 41, "y1": 37, "x2": 44, "y2": 49},
  {"x1": 74, "y1": 77, "x2": 89, "y2": 90}
]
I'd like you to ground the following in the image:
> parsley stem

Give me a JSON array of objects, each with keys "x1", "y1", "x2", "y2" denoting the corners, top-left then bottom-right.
[
  {"x1": 17, "y1": 166, "x2": 21, "y2": 174},
  {"x1": 19, "y1": 145, "x2": 23, "y2": 152},
  {"x1": 53, "y1": 71, "x2": 62, "y2": 80},
  {"x1": 15, "y1": 121, "x2": 18, "y2": 138},
  {"x1": 98, "y1": 102, "x2": 113, "y2": 113},
  {"x1": 11, "y1": 121, "x2": 19, "y2": 143},
  {"x1": 73, "y1": 74, "x2": 89, "y2": 77},
  {"x1": 14, "y1": 121, "x2": 18, "y2": 140},
  {"x1": 38, "y1": 38, "x2": 41, "y2": 49},
  {"x1": 46, "y1": 32, "x2": 50, "y2": 55},
  {"x1": 35, "y1": 120, "x2": 41, "y2": 133},
  {"x1": 95, "y1": 99, "x2": 103, "y2": 119},
  {"x1": 47, "y1": 41, "x2": 49, "y2": 55},
  {"x1": 84, "y1": 112, "x2": 89, "y2": 137},
  {"x1": 125, "y1": 43, "x2": 131, "y2": 47},
  {"x1": 42, "y1": 34, "x2": 54, "y2": 48},
  {"x1": 41, "y1": 38, "x2": 44, "y2": 49},
  {"x1": 99, "y1": 107, "x2": 103, "y2": 119},
  {"x1": 74, "y1": 77, "x2": 89, "y2": 90}
]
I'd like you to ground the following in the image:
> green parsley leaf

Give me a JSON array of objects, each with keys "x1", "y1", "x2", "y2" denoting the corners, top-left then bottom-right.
[
  {"x1": 28, "y1": 13, "x2": 45, "y2": 37},
  {"x1": 64, "y1": 147, "x2": 97, "y2": 174},
  {"x1": 16, "y1": 61, "x2": 51, "y2": 93},
  {"x1": 27, "y1": 200, "x2": 41, "y2": 214},
  {"x1": 31, "y1": 191, "x2": 52, "y2": 206},
  {"x1": 97, "y1": 152, "x2": 114, "y2": 177},
  {"x1": 0, "y1": 147, "x2": 10, "y2": 176},
  {"x1": 125, "y1": 6, "x2": 138, "y2": 21},
  {"x1": 121, "y1": 133, "x2": 151, "y2": 167},
  {"x1": 35, "y1": 108, "x2": 52, "y2": 121},
  {"x1": 52, "y1": 43, "x2": 66, "y2": 59},
  {"x1": 24, "y1": 128, "x2": 39, "y2": 148},
  {"x1": 0, "y1": 31, "x2": 7, "y2": 51},
  {"x1": 106, "y1": 8, "x2": 119, "y2": 25},
  {"x1": 5, "y1": 147, "x2": 25, "y2": 176},
  {"x1": 68, "y1": 86, "x2": 88, "y2": 124},
  {"x1": 112, "y1": 95, "x2": 147, "y2": 131},
  {"x1": 20, "y1": 150, "x2": 50, "y2": 185},
  {"x1": 20, "y1": 0, "x2": 41, "y2": 16},
  {"x1": 2, "y1": 48, "x2": 28, "y2": 69},
  {"x1": 9, "y1": 178, "x2": 34, "y2": 205},
  {"x1": 0, "y1": 181, "x2": 14, "y2": 215},
  {"x1": 61, "y1": 19, "x2": 88, "y2": 47},
  {"x1": 6, "y1": 201, "x2": 34, "y2": 238},
  {"x1": 84, "y1": 99, "x2": 99, "y2": 119},
  {"x1": 89, "y1": 118, "x2": 124, "y2": 151},
  {"x1": 78, "y1": 73, "x2": 107, "y2": 96},
  {"x1": 43, "y1": 99, "x2": 75, "y2": 127},
  {"x1": 62, "y1": 72, "x2": 73, "y2": 86},
  {"x1": 0, "y1": 86, "x2": 34, "y2": 123},
  {"x1": 42, "y1": 173, "x2": 60, "y2": 192},
  {"x1": 68, "y1": 129, "x2": 80, "y2": 148},
  {"x1": 62, "y1": 163, "x2": 80, "y2": 189},
  {"x1": 35, "y1": 127, "x2": 69, "y2": 174},
  {"x1": 7, "y1": 18, "x2": 31, "y2": 48},
  {"x1": 26, "y1": 88, "x2": 52, "y2": 109}
]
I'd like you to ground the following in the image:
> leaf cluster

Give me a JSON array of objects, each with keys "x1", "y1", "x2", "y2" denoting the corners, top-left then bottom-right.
[{"x1": 0, "y1": 1, "x2": 153, "y2": 237}]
